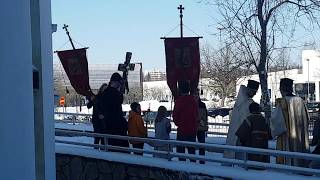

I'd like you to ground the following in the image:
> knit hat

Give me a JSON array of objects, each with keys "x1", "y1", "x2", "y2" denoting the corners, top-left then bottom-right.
[
  {"x1": 130, "y1": 102, "x2": 140, "y2": 112},
  {"x1": 280, "y1": 78, "x2": 294, "y2": 92},
  {"x1": 110, "y1": 72, "x2": 122, "y2": 82},
  {"x1": 247, "y1": 80, "x2": 259, "y2": 90},
  {"x1": 280, "y1": 78, "x2": 293, "y2": 88},
  {"x1": 249, "y1": 102, "x2": 261, "y2": 113}
]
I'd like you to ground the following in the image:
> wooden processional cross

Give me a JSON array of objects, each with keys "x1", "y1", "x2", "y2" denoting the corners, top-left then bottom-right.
[
  {"x1": 178, "y1": 4, "x2": 184, "y2": 39},
  {"x1": 118, "y1": 52, "x2": 135, "y2": 94}
]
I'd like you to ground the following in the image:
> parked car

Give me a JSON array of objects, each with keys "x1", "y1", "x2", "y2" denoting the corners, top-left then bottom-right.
[
  {"x1": 307, "y1": 102, "x2": 320, "y2": 112},
  {"x1": 207, "y1": 107, "x2": 232, "y2": 118},
  {"x1": 143, "y1": 111, "x2": 158, "y2": 123}
]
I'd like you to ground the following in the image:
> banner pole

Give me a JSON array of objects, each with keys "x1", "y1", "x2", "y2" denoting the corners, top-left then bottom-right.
[
  {"x1": 62, "y1": 24, "x2": 76, "y2": 50},
  {"x1": 178, "y1": 5, "x2": 184, "y2": 39}
]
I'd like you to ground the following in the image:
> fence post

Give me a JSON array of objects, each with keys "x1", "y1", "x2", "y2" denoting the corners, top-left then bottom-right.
[
  {"x1": 167, "y1": 144, "x2": 172, "y2": 161},
  {"x1": 104, "y1": 137, "x2": 108, "y2": 152},
  {"x1": 244, "y1": 152, "x2": 248, "y2": 170},
  {"x1": 72, "y1": 115, "x2": 76, "y2": 125}
]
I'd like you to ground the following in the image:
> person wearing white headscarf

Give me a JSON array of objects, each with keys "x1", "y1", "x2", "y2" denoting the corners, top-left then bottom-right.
[{"x1": 224, "y1": 80, "x2": 259, "y2": 160}]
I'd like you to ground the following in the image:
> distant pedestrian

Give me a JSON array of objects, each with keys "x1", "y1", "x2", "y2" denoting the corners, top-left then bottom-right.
[
  {"x1": 236, "y1": 102, "x2": 271, "y2": 163},
  {"x1": 128, "y1": 102, "x2": 147, "y2": 155},
  {"x1": 173, "y1": 80, "x2": 198, "y2": 162},
  {"x1": 99, "y1": 72, "x2": 129, "y2": 152},
  {"x1": 154, "y1": 106, "x2": 172, "y2": 158},
  {"x1": 87, "y1": 83, "x2": 108, "y2": 149},
  {"x1": 196, "y1": 89, "x2": 208, "y2": 164}
]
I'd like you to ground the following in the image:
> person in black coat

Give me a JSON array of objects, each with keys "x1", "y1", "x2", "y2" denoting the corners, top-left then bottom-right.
[
  {"x1": 99, "y1": 72, "x2": 129, "y2": 151},
  {"x1": 309, "y1": 108, "x2": 320, "y2": 168},
  {"x1": 87, "y1": 83, "x2": 108, "y2": 149}
]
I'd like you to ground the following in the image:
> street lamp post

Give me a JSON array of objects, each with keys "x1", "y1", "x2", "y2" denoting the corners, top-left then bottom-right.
[{"x1": 307, "y1": 59, "x2": 310, "y2": 102}]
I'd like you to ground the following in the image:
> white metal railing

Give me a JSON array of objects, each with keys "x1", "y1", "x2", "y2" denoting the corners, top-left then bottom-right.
[
  {"x1": 54, "y1": 112, "x2": 229, "y2": 136},
  {"x1": 54, "y1": 112, "x2": 315, "y2": 137},
  {"x1": 55, "y1": 129, "x2": 320, "y2": 177}
]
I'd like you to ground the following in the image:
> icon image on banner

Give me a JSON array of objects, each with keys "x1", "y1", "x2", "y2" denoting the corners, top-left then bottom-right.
[{"x1": 174, "y1": 47, "x2": 191, "y2": 68}]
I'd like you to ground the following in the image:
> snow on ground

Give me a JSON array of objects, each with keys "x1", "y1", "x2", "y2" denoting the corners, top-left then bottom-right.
[
  {"x1": 55, "y1": 122, "x2": 93, "y2": 131},
  {"x1": 55, "y1": 100, "x2": 174, "y2": 113},
  {"x1": 56, "y1": 121, "x2": 320, "y2": 178},
  {"x1": 56, "y1": 144, "x2": 318, "y2": 180}
]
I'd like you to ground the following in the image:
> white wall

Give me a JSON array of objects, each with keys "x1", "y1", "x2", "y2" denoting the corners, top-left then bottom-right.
[
  {"x1": 0, "y1": 0, "x2": 55, "y2": 179},
  {"x1": 143, "y1": 79, "x2": 217, "y2": 102},
  {"x1": 302, "y1": 50, "x2": 320, "y2": 101},
  {"x1": 0, "y1": 1, "x2": 36, "y2": 179},
  {"x1": 39, "y1": 0, "x2": 56, "y2": 179},
  {"x1": 302, "y1": 50, "x2": 320, "y2": 82}
]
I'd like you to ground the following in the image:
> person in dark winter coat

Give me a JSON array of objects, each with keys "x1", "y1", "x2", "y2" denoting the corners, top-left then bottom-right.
[
  {"x1": 309, "y1": 108, "x2": 320, "y2": 168},
  {"x1": 236, "y1": 102, "x2": 271, "y2": 163},
  {"x1": 87, "y1": 83, "x2": 108, "y2": 149},
  {"x1": 195, "y1": 89, "x2": 209, "y2": 164},
  {"x1": 99, "y1": 72, "x2": 129, "y2": 151}
]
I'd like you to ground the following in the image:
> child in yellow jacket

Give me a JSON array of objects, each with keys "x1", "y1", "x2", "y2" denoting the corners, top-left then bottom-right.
[{"x1": 128, "y1": 102, "x2": 147, "y2": 155}]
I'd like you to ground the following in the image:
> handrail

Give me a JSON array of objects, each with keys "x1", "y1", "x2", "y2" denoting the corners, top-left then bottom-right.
[
  {"x1": 55, "y1": 112, "x2": 315, "y2": 136},
  {"x1": 54, "y1": 112, "x2": 229, "y2": 127},
  {"x1": 55, "y1": 129, "x2": 320, "y2": 177},
  {"x1": 55, "y1": 112, "x2": 92, "y2": 116}
]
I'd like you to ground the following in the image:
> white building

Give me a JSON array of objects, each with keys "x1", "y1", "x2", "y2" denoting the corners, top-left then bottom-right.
[
  {"x1": 1, "y1": 0, "x2": 55, "y2": 179},
  {"x1": 54, "y1": 62, "x2": 143, "y2": 92},
  {"x1": 143, "y1": 79, "x2": 222, "y2": 107},
  {"x1": 144, "y1": 70, "x2": 166, "y2": 81},
  {"x1": 237, "y1": 50, "x2": 320, "y2": 104}
]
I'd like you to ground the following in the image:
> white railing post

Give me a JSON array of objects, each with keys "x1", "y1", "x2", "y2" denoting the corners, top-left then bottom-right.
[
  {"x1": 244, "y1": 152, "x2": 248, "y2": 170},
  {"x1": 72, "y1": 115, "x2": 76, "y2": 125},
  {"x1": 104, "y1": 136, "x2": 108, "y2": 152},
  {"x1": 167, "y1": 144, "x2": 172, "y2": 161}
]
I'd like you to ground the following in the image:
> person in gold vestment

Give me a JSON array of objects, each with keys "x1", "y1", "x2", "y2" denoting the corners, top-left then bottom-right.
[{"x1": 271, "y1": 78, "x2": 310, "y2": 167}]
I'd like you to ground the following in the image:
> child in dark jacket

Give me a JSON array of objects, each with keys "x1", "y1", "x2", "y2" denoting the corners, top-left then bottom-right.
[{"x1": 236, "y1": 102, "x2": 271, "y2": 163}]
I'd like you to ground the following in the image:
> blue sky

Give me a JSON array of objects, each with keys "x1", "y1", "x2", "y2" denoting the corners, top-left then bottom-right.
[
  {"x1": 51, "y1": 1, "x2": 219, "y2": 71},
  {"x1": 52, "y1": 1, "x2": 320, "y2": 71}
]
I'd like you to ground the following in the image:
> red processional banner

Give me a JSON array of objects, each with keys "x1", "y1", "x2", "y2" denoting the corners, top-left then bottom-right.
[
  {"x1": 164, "y1": 37, "x2": 200, "y2": 97},
  {"x1": 56, "y1": 48, "x2": 93, "y2": 97}
]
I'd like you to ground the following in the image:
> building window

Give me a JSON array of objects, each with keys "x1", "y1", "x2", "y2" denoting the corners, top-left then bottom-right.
[{"x1": 294, "y1": 83, "x2": 315, "y2": 101}]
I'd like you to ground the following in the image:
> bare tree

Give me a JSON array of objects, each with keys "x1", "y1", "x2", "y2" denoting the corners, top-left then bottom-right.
[
  {"x1": 269, "y1": 49, "x2": 296, "y2": 73},
  {"x1": 201, "y1": 0, "x2": 320, "y2": 119},
  {"x1": 144, "y1": 73, "x2": 151, "y2": 82},
  {"x1": 201, "y1": 43, "x2": 250, "y2": 106},
  {"x1": 143, "y1": 87, "x2": 168, "y2": 101},
  {"x1": 124, "y1": 86, "x2": 143, "y2": 104}
]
